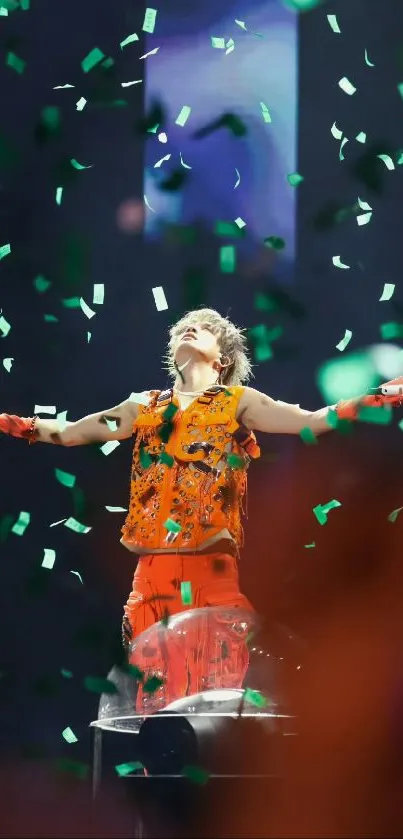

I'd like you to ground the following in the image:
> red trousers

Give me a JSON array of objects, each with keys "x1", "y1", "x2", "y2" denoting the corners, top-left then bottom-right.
[{"x1": 123, "y1": 552, "x2": 254, "y2": 713}]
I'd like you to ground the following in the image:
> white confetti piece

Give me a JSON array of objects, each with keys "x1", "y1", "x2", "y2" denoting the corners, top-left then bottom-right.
[
  {"x1": 80, "y1": 297, "x2": 96, "y2": 319},
  {"x1": 364, "y1": 48, "x2": 375, "y2": 67},
  {"x1": 42, "y1": 548, "x2": 56, "y2": 570},
  {"x1": 338, "y1": 77, "x2": 357, "y2": 96},
  {"x1": 175, "y1": 105, "x2": 191, "y2": 127},
  {"x1": 76, "y1": 97, "x2": 87, "y2": 111},
  {"x1": 336, "y1": 329, "x2": 352, "y2": 352},
  {"x1": 152, "y1": 286, "x2": 168, "y2": 311},
  {"x1": 121, "y1": 80, "x2": 142, "y2": 87},
  {"x1": 357, "y1": 197, "x2": 372, "y2": 211},
  {"x1": 139, "y1": 47, "x2": 160, "y2": 60},
  {"x1": 128, "y1": 392, "x2": 151, "y2": 405},
  {"x1": 49, "y1": 518, "x2": 67, "y2": 528},
  {"x1": 260, "y1": 101, "x2": 272, "y2": 123},
  {"x1": 332, "y1": 256, "x2": 350, "y2": 270},
  {"x1": 158, "y1": 132, "x2": 168, "y2": 144},
  {"x1": 93, "y1": 284, "x2": 104, "y2": 305},
  {"x1": 379, "y1": 283, "x2": 395, "y2": 301},
  {"x1": 0, "y1": 314, "x2": 11, "y2": 337},
  {"x1": 53, "y1": 83, "x2": 75, "y2": 89},
  {"x1": 234, "y1": 168, "x2": 240, "y2": 189},
  {"x1": 339, "y1": 137, "x2": 349, "y2": 161},
  {"x1": 234, "y1": 217, "x2": 246, "y2": 228},
  {"x1": 70, "y1": 570, "x2": 83, "y2": 584},
  {"x1": 87, "y1": 331, "x2": 91, "y2": 343},
  {"x1": 357, "y1": 212, "x2": 372, "y2": 226},
  {"x1": 3, "y1": 357, "x2": 13, "y2": 373},
  {"x1": 105, "y1": 506, "x2": 128, "y2": 512},
  {"x1": 100, "y1": 440, "x2": 120, "y2": 456},
  {"x1": 57, "y1": 410, "x2": 68, "y2": 431},
  {"x1": 225, "y1": 38, "x2": 235, "y2": 55},
  {"x1": 211, "y1": 37, "x2": 225, "y2": 49},
  {"x1": 154, "y1": 154, "x2": 171, "y2": 168},
  {"x1": 56, "y1": 186, "x2": 63, "y2": 205},
  {"x1": 235, "y1": 19, "x2": 247, "y2": 31},
  {"x1": 144, "y1": 194, "x2": 156, "y2": 212},
  {"x1": 179, "y1": 152, "x2": 192, "y2": 170},
  {"x1": 331, "y1": 122, "x2": 343, "y2": 140},
  {"x1": 356, "y1": 131, "x2": 366, "y2": 143},
  {"x1": 327, "y1": 13, "x2": 341, "y2": 33},
  {"x1": 35, "y1": 405, "x2": 56, "y2": 414}
]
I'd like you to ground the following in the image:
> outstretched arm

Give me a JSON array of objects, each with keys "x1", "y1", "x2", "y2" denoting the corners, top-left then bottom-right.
[
  {"x1": 0, "y1": 394, "x2": 149, "y2": 446},
  {"x1": 237, "y1": 387, "x2": 335, "y2": 436}
]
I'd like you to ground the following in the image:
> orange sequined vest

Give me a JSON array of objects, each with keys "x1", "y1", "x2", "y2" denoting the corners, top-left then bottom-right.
[{"x1": 120, "y1": 385, "x2": 260, "y2": 552}]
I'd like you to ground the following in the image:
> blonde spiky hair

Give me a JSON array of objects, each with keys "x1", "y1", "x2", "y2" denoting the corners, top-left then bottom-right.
[{"x1": 164, "y1": 307, "x2": 254, "y2": 387}]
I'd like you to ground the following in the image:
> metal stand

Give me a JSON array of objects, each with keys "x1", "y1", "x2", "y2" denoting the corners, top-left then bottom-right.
[{"x1": 92, "y1": 725, "x2": 103, "y2": 800}]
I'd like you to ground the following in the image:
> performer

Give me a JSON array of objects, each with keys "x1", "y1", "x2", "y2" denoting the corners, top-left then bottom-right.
[{"x1": 1, "y1": 308, "x2": 401, "y2": 710}]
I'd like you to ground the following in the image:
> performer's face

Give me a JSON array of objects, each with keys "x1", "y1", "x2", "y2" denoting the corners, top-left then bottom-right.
[{"x1": 174, "y1": 322, "x2": 221, "y2": 366}]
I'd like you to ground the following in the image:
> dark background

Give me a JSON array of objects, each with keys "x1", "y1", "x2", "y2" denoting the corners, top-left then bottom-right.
[{"x1": 1, "y1": 0, "x2": 403, "y2": 835}]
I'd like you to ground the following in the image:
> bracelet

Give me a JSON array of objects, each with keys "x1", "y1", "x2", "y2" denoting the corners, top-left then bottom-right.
[{"x1": 28, "y1": 415, "x2": 38, "y2": 445}]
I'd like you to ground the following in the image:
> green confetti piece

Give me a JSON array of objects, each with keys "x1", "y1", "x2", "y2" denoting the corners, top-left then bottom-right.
[
  {"x1": 356, "y1": 131, "x2": 366, "y2": 143},
  {"x1": 87, "y1": 331, "x2": 91, "y2": 342},
  {"x1": 260, "y1": 101, "x2": 272, "y2": 123},
  {"x1": 70, "y1": 570, "x2": 84, "y2": 584},
  {"x1": 83, "y1": 676, "x2": 118, "y2": 694},
  {"x1": 264, "y1": 236, "x2": 285, "y2": 250},
  {"x1": 70, "y1": 158, "x2": 93, "y2": 170},
  {"x1": 159, "y1": 450, "x2": 174, "y2": 467},
  {"x1": 55, "y1": 759, "x2": 89, "y2": 780},
  {"x1": 397, "y1": 82, "x2": 403, "y2": 100},
  {"x1": 175, "y1": 105, "x2": 191, "y2": 127},
  {"x1": 163, "y1": 518, "x2": 182, "y2": 534},
  {"x1": 182, "y1": 765, "x2": 210, "y2": 785},
  {"x1": 211, "y1": 37, "x2": 225, "y2": 49},
  {"x1": 64, "y1": 516, "x2": 91, "y2": 534},
  {"x1": 227, "y1": 453, "x2": 245, "y2": 469},
  {"x1": 11, "y1": 511, "x2": 30, "y2": 536},
  {"x1": 61, "y1": 669, "x2": 73, "y2": 678},
  {"x1": 20, "y1": 0, "x2": 30, "y2": 8},
  {"x1": 62, "y1": 296, "x2": 81, "y2": 309},
  {"x1": 215, "y1": 220, "x2": 245, "y2": 238},
  {"x1": 76, "y1": 97, "x2": 87, "y2": 111},
  {"x1": 56, "y1": 186, "x2": 63, "y2": 205},
  {"x1": 313, "y1": 500, "x2": 341, "y2": 526},
  {"x1": 357, "y1": 405, "x2": 392, "y2": 424},
  {"x1": 220, "y1": 245, "x2": 236, "y2": 273},
  {"x1": 0, "y1": 243, "x2": 11, "y2": 260},
  {"x1": 364, "y1": 48, "x2": 375, "y2": 67},
  {"x1": 338, "y1": 77, "x2": 357, "y2": 96},
  {"x1": 100, "y1": 440, "x2": 120, "y2": 456},
  {"x1": 44, "y1": 314, "x2": 58, "y2": 323},
  {"x1": 81, "y1": 47, "x2": 105, "y2": 73},
  {"x1": 379, "y1": 283, "x2": 395, "y2": 301},
  {"x1": 62, "y1": 727, "x2": 78, "y2": 744},
  {"x1": 55, "y1": 468, "x2": 76, "y2": 489},
  {"x1": 377, "y1": 154, "x2": 395, "y2": 171},
  {"x1": 331, "y1": 122, "x2": 343, "y2": 140},
  {"x1": 0, "y1": 315, "x2": 12, "y2": 337},
  {"x1": 0, "y1": 514, "x2": 14, "y2": 543},
  {"x1": 336, "y1": 329, "x2": 352, "y2": 352},
  {"x1": 115, "y1": 762, "x2": 144, "y2": 777},
  {"x1": 6, "y1": 52, "x2": 26, "y2": 74},
  {"x1": 139, "y1": 445, "x2": 153, "y2": 469},
  {"x1": 304, "y1": 542, "x2": 316, "y2": 548},
  {"x1": 287, "y1": 172, "x2": 304, "y2": 187},
  {"x1": 41, "y1": 105, "x2": 60, "y2": 131},
  {"x1": 225, "y1": 38, "x2": 235, "y2": 54},
  {"x1": 380, "y1": 322, "x2": 403, "y2": 340},
  {"x1": 339, "y1": 137, "x2": 349, "y2": 162},
  {"x1": 327, "y1": 13, "x2": 341, "y2": 33},
  {"x1": 33, "y1": 275, "x2": 51, "y2": 293},
  {"x1": 162, "y1": 402, "x2": 178, "y2": 422},
  {"x1": 332, "y1": 255, "x2": 350, "y2": 269},
  {"x1": 299, "y1": 426, "x2": 317, "y2": 446},
  {"x1": 244, "y1": 688, "x2": 268, "y2": 708},
  {"x1": 181, "y1": 581, "x2": 193, "y2": 606},
  {"x1": 41, "y1": 548, "x2": 56, "y2": 570},
  {"x1": 143, "y1": 675, "x2": 164, "y2": 694},
  {"x1": 388, "y1": 507, "x2": 403, "y2": 523},
  {"x1": 143, "y1": 7, "x2": 157, "y2": 33},
  {"x1": 120, "y1": 32, "x2": 139, "y2": 49},
  {"x1": 2, "y1": 357, "x2": 13, "y2": 373}
]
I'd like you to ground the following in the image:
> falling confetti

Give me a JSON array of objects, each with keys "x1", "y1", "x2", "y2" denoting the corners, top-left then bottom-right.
[
  {"x1": 234, "y1": 168, "x2": 241, "y2": 188},
  {"x1": 327, "y1": 14, "x2": 341, "y2": 33},
  {"x1": 338, "y1": 77, "x2": 357, "y2": 96},
  {"x1": 81, "y1": 47, "x2": 105, "y2": 73},
  {"x1": 143, "y1": 7, "x2": 157, "y2": 33},
  {"x1": 120, "y1": 33, "x2": 139, "y2": 49},
  {"x1": 115, "y1": 762, "x2": 144, "y2": 776},
  {"x1": 364, "y1": 49, "x2": 375, "y2": 67},
  {"x1": 70, "y1": 570, "x2": 83, "y2": 584},
  {"x1": 64, "y1": 517, "x2": 91, "y2": 534},
  {"x1": 220, "y1": 245, "x2": 236, "y2": 273},
  {"x1": 332, "y1": 255, "x2": 350, "y2": 270},
  {"x1": 41, "y1": 548, "x2": 56, "y2": 570},
  {"x1": 388, "y1": 507, "x2": 403, "y2": 522},
  {"x1": 175, "y1": 105, "x2": 191, "y2": 127},
  {"x1": 379, "y1": 283, "x2": 395, "y2": 301},
  {"x1": 139, "y1": 47, "x2": 160, "y2": 60},
  {"x1": 336, "y1": 329, "x2": 353, "y2": 352},
  {"x1": 181, "y1": 581, "x2": 193, "y2": 605},
  {"x1": 0, "y1": 244, "x2": 11, "y2": 260},
  {"x1": 313, "y1": 500, "x2": 342, "y2": 525},
  {"x1": 55, "y1": 468, "x2": 76, "y2": 488},
  {"x1": 377, "y1": 154, "x2": 395, "y2": 170},
  {"x1": 62, "y1": 727, "x2": 78, "y2": 744},
  {"x1": 2, "y1": 358, "x2": 13, "y2": 373},
  {"x1": 260, "y1": 102, "x2": 272, "y2": 123},
  {"x1": 152, "y1": 286, "x2": 168, "y2": 311},
  {"x1": 11, "y1": 511, "x2": 30, "y2": 536}
]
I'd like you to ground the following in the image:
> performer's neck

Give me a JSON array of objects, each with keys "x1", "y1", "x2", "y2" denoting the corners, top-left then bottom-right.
[{"x1": 174, "y1": 363, "x2": 220, "y2": 394}]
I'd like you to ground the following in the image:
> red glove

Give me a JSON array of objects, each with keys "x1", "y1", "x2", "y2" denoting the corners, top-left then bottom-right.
[
  {"x1": 0, "y1": 414, "x2": 38, "y2": 443},
  {"x1": 336, "y1": 376, "x2": 403, "y2": 420}
]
